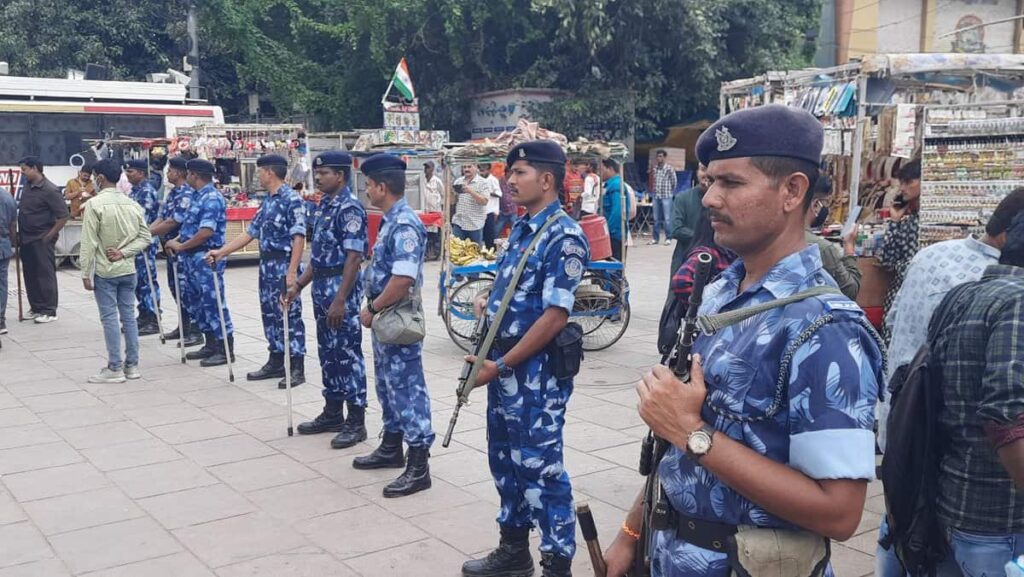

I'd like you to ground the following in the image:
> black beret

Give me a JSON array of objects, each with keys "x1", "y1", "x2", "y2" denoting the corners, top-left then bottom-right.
[
  {"x1": 256, "y1": 154, "x2": 288, "y2": 168},
  {"x1": 314, "y1": 151, "x2": 352, "y2": 169},
  {"x1": 186, "y1": 159, "x2": 215, "y2": 175},
  {"x1": 697, "y1": 104, "x2": 823, "y2": 167},
  {"x1": 506, "y1": 140, "x2": 566, "y2": 168},
  {"x1": 1007, "y1": 212, "x2": 1024, "y2": 255},
  {"x1": 168, "y1": 156, "x2": 189, "y2": 171},
  {"x1": 123, "y1": 159, "x2": 148, "y2": 171},
  {"x1": 360, "y1": 153, "x2": 406, "y2": 177}
]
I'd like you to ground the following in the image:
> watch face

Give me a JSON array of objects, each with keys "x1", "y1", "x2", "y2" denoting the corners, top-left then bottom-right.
[{"x1": 688, "y1": 431, "x2": 712, "y2": 455}]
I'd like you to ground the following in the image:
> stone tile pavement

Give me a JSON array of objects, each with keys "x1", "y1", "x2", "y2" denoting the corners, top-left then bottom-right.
[{"x1": 0, "y1": 243, "x2": 881, "y2": 576}]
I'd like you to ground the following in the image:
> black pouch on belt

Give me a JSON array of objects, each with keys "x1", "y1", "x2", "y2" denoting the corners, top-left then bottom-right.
[{"x1": 547, "y1": 322, "x2": 584, "y2": 379}]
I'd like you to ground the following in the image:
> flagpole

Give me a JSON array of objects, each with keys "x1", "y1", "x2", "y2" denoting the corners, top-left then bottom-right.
[{"x1": 381, "y1": 77, "x2": 396, "y2": 105}]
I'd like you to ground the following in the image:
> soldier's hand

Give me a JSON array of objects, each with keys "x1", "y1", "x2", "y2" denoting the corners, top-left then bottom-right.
[
  {"x1": 281, "y1": 283, "x2": 301, "y2": 307},
  {"x1": 636, "y1": 357, "x2": 707, "y2": 447},
  {"x1": 205, "y1": 249, "x2": 222, "y2": 265},
  {"x1": 327, "y1": 300, "x2": 346, "y2": 329},
  {"x1": 360, "y1": 308, "x2": 373, "y2": 328},
  {"x1": 463, "y1": 355, "x2": 497, "y2": 386},
  {"x1": 604, "y1": 531, "x2": 637, "y2": 577},
  {"x1": 164, "y1": 240, "x2": 180, "y2": 256}
]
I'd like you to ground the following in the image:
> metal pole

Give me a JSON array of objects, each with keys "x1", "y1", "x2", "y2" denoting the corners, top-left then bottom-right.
[
  {"x1": 186, "y1": 3, "x2": 200, "y2": 100},
  {"x1": 172, "y1": 256, "x2": 186, "y2": 363},
  {"x1": 282, "y1": 279, "x2": 294, "y2": 436},
  {"x1": 209, "y1": 261, "x2": 234, "y2": 382},
  {"x1": 848, "y1": 73, "x2": 869, "y2": 221},
  {"x1": 142, "y1": 251, "x2": 166, "y2": 344}
]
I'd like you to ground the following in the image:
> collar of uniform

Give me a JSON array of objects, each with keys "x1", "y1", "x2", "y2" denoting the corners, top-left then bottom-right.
[
  {"x1": 981, "y1": 264, "x2": 1024, "y2": 281},
  {"x1": 520, "y1": 200, "x2": 563, "y2": 233},
  {"x1": 198, "y1": 183, "x2": 218, "y2": 196},
  {"x1": 272, "y1": 183, "x2": 291, "y2": 197},
  {"x1": 720, "y1": 244, "x2": 826, "y2": 300},
  {"x1": 964, "y1": 233, "x2": 1001, "y2": 261},
  {"x1": 384, "y1": 197, "x2": 408, "y2": 220}
]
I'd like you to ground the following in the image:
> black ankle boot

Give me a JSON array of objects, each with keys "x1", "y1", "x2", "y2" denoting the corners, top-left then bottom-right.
[
  {"x1": 331, "y1": 403, "x2": 367, "y2": 449},
  {"x1": 185, "y1": 333, "x2": 217, "y2": 360},
  {"x1": 539, "y1": 553, "x2": 572, "y2": 577},
  {"x1": 183, "y1": 322, "x2": 204, "y2": 348},
  {"x1": 352, "y1": 431, "x2": 405, "y2": 470},
  {"x1": 382, "y1": 446, "x2": 431, "y2": 498},
  {"x1": 200, "y1": 335, "x2": 234, "y2": 367},
  {"x1": 297, "y1": 401, "x2": 345, "y2": 435},
  {"x1": 249, "y1": 352, "x2": 285, "y2": 381},
  {"x1": 138, "y1": 314, "x2": 160, "y2": 336},
  {"x1": 462, "y1": 526, "x2": 534, "y2": 577},
  {"x1": 277, "y1": 356, "x2": 306, "y2": 389}
]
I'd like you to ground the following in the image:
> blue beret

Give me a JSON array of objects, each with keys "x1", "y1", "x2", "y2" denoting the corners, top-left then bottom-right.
[
  {"x1": 186, "y1": 159, "x2": 215, "y2": 175},
  {"x1": 506, "y1": 140, "x2": 566, "y2": 168},
  {"x1": 314, "y1": 151, "x2": 352, "y2": 169},
  {"x1": 360, "y1": 153, "x2": 406, "y2": 177},
  {"x1": 123, "y1": 159, "x2": 148, "y2": 171},
  {"x1": 256, "y1": 154, "x2": 288, "y2": 168},
  {"x1": 168, "y1": 156, "x2": 189, "y2": 171},
  {"x1": 697, "y1": 104, "x2": 823, "y2": 167}
]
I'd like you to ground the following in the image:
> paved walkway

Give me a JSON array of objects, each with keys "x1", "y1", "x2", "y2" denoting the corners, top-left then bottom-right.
[{"x1": 0, "y1": 243, "x2": 881, "y2": 576}]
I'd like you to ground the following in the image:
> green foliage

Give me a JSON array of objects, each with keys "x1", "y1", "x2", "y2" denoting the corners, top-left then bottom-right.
[{"x1": 0, "y1": 0, "x2": 821, "y2": 140}]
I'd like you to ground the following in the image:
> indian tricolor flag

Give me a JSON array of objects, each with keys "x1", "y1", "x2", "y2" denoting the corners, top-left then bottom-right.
[{"x1": 389, "y1": 58, "x2": 415, "y2": 101}]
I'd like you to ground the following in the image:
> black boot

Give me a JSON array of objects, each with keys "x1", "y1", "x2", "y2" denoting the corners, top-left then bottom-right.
[
  {"x1": 297, "y1": 400, "x2": 345, "y2": 434},
  {"x1": 185, "y1": 333, "x2": 217, "y2": 360},
  {"x1": 138, "y1": 314, "x2": 159, "y2": 336},
  {"x1": 249, "y1": 352, "x2": 285, "y2": 381},
  {"x1": 352, "y1": 431, "x2": 405, "y2": 470},
  {"x1": 163, "y1": 326, "x2": 182, "y2": 340},
  {"x1": 382, "y1": 446, "x2": 431, "y2": 498},
  {"x1": 462, "y1": 526, "x2": 535, "y2": 577},
  {"x1": 331, "y1": 403, "x2": 367, "y2": 449},
  {"x1": 277, "y1": 356, "x2": 306, "y2": 389},
  {"x1": 200, "y1": 335, "x2": 235, "y2": 367},
  {"x1": 539, "y1": 553, "x2": 571, "y2": 577},
  {"x1": 183, "y1": 322, "x2": 204, "y2": 348}
]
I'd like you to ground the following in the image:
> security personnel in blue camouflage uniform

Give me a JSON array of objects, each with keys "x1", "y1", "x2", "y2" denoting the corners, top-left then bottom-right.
[
  {"x1": 150, "y1": 156, "x2": 202, "y2": 348},
  {"x1": 352, "y1": 153, "x2": 434, "y2": 498},
  {"x1": 602, "y1": 105, "x2": 884, "y2": 577},
  {"x1": 165, "y1": 159, "x2": 235, "y2": 367},
  {"x1": 124, "y1": 159, "x2": 162, "y2": 336},
  {"x1": 284, "y1": 151, "x2": 370, "y2": 449},
  {"x1": 462, "y1": 141, "x2": 589, "y2": 577},
  {"x1": 208, "y1": 154, "x2": 307, "y2": 388}
]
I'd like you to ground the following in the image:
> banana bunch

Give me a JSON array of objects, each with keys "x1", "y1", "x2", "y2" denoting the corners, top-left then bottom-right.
[{"x1": 449, "y1": 237, "x2": 498, "y2": 265}]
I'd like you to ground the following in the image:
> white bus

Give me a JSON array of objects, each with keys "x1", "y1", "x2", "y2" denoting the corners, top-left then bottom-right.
[{"x1": 0, "y1": 75, "x2": 224, "y2": 189}]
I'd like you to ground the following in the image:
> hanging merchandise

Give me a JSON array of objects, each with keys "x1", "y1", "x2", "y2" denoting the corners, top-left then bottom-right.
[{"x1": 891, "y1": 104, "x2": 918, "y2": 159}]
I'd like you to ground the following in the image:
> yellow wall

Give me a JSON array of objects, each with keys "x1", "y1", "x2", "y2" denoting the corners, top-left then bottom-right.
[{"x1": 847, "y1": 0, "x2": 881, "y2": 59}]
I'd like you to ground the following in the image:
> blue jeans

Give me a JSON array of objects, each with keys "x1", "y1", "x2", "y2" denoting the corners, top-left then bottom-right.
[
  {"x1": 651, "y1": 196, "x2": 673, "y2": 242},
  {"x1": 453, "y1": 224, "x2": 483, "y2": 245},
  {"x1": 0, "y1": 257, "x2": 8, "y2": 322},
  {"x1": 94, "y1": 273, "x2": 139, "y2": 370},
  {"x1": 877, "y1": 515, "x2": 1024, "y2": 576}
]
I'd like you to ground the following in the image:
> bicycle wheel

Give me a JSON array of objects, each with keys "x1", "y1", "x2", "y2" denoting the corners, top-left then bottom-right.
[
  {"x1": 573, "y1": 272, "x2": 630, "y2": 351},
  {"x1": 445, "y1": 277, "x2": 494, "y2": 352}
]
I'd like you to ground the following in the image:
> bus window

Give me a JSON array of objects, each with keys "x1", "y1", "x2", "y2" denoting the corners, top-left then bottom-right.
[{"x1": 0, "y1": 114, "x2": 32, "y2": 166}]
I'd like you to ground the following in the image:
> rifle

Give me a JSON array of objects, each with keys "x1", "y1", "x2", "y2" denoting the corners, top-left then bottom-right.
[
  {"x1": 442, "y1": 311, "x2": 488, "y2": 448},
  {"x1": 633, "y1": 251, "x2": 715, "y2": 577}
]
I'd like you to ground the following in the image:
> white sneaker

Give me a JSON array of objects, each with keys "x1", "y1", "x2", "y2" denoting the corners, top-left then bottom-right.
[
  {"x1": 88, "y1": 368, "x2": 126, "y2": 383},
  {"x1": 124, "y1": 365, "x2": 141, "y2": 380},
  {"x1": 34, "y1": 314, "x2": 57, "y2": 324},
  {"x1": 663, "y1": 240, "x2": 672, "y2": 246},
  {"x1": 23, "y1": 311, "x2": 39, "y2": 320},
  {"x1": 0, "y1": 320, "x2": 7, "y2": 335},
  {"x1": 647, "y1": 240, "x2": 658, "y2": 245}
]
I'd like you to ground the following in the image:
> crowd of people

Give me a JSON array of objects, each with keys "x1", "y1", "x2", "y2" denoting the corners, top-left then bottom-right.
[{"x1": 1, "y1": 102, "x2": 1022, "y2": 577}]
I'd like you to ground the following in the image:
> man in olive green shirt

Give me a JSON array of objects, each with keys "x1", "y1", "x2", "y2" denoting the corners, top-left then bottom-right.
[
  {"x1": 79, "y1": 160, "x2": 154, "y2": 383},
  {"x1": 806, "y1": 176, "x2": 861, "y2": 300}
]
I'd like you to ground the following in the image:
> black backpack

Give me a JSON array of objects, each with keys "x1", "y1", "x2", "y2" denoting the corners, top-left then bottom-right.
[{"x1": 879, "y1": 283, "x2": 971, "y2": 575}]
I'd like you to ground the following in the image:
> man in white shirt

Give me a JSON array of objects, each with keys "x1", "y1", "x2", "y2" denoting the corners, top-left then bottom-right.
[
  {"x1": 479, "y1": 163, "x2": 503, "y2": 249},
  {"x1": 575, "y1": 159, "x2": 600, "y2": 217},
  {"x1": 452, "y1": 164, "x2": 489, "y2": 246},
  {"x1": 423, "y1": 161, "x2": 444, "y2": 259}
]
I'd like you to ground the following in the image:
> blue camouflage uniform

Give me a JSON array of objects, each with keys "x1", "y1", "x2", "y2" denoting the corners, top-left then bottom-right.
[
  {"x1": 130, "y1": 179, "x2": 161, "y2": 317},
  {"x1": 248, "y1": 183, "x2": 307, "y2": 356},
  {"x1": 483, "y1": 200, "x2": 590, "y2": 561},
  {"x1": 178, "y1": 182, "x2": 233, "y2": 338},
  {"x1": 309, "y1": 185, "x2": 368, "y2": 405},
  {"x1": 651, "y1": 245, "x2": 883, "y2": 577},
  {"x1": 159, "y1": 181, "x2": 195, "y2": 318},
  {"x1": 366, "y1": 197, "x2": 434, "y2": 448}
]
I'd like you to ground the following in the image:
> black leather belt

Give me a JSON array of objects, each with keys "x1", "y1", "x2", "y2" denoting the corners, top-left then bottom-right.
[
  {"x1": 261, "y1": 250, "x2": 290, "y2": 260},
  {"x1": 313, "y1": 265, "x2": 345, "y2": 279},
  {"x1": 672, "y1": 514, "x2": 737, "y2": 553}
]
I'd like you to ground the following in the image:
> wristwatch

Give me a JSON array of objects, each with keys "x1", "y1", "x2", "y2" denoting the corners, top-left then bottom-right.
[
  {"x1": 495, "y1": 357, "x2": 514, "y2": 378},
  {"x1": 686, "y1": 423, "x2": 716, "y2": 460},
  {"x1": 366, "y1": 299, "x2": 379, "y2": 315}
]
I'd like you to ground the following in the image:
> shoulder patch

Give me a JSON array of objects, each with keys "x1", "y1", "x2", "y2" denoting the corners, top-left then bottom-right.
[
  {"x1": 564, "y1": 257, "x2": 584, "y2": 279},
  {"x1": 561, "y1": 239, "x2": 587, "y2": 258},
  {"x1": 824, "y1": 300, "x2": 861, "y2": 312}
]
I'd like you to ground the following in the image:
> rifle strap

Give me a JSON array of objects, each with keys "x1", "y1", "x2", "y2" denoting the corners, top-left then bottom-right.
[
  {"x1": 461, "y1": 210, "x2": 566, "y2": 399},
  {"x1": 695, "y1": 286, "x2": 842, "y2": 335}
]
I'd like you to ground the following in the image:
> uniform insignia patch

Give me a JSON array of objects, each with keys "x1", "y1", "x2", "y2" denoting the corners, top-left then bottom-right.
[{"x1": 564, "y1": 258, "x2": 583, "y2": 279}]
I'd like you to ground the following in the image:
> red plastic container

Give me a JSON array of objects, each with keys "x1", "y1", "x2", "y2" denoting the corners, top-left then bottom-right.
[
  {"x1": 367, "y1": 210, "x2": 383, "y2": 253},
  {"x1": 580, "y1": 215, "x2": 612, "y2": 261}
]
